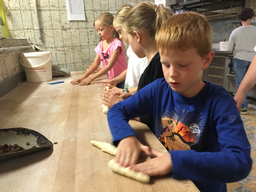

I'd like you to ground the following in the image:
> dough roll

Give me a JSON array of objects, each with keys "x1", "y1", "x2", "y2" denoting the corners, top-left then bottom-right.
[
  {"x1": 90, "y1": 140, "x2": 117, "y2": 156},
  {"x1": 108, "y1": 159, "x2": 150, "y2": 183}
]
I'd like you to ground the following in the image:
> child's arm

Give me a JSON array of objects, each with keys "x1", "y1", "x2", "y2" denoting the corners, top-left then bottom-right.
[
  {"x1": 115, "y1": 136, "x2": 152, "y2": 167},
  {"x1": 107, "y1": 80, "x2": 157, "y2": 166},
  {"x1": 120, "y1": 87, "x2": 138, "y2": 99},
  {"x1": 80, "y1": 47, "x2": 122, "y2": 86},
  {"x1": 101, "y1": 85, "x2": 138, "y2": 108},
  {"x1": 70, "y1": 55, "x2": 101, "y2": 85},
  {"x1": 102, "y1": 70, "x2": 127, "y2": 86}
]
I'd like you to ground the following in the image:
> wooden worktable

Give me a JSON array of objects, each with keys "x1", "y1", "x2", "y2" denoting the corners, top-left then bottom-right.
[{"x1": 0, "y1": 72, "x2": 199, "y2": 192}]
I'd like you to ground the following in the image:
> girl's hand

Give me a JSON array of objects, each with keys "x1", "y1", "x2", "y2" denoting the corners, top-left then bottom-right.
[
  {"x1": 101, "y1": 88, "x2": 123, "y2": 107},
  {"x1": 70, "y1": 78, "x2": 81, "y2": 85},
  {"x1": 102, "y1": 79, "x2": 117, "y2": 87},
  {"x1": 120, "y1": 92, "x2": 133, "y2": 100},
  {"x1": 130, "y1": 150, "x2": 172, "y2": 176},
  {"x1": 116, "y1": 136, "x2": 152, "y2": 167},
  {"x1": 110, "y1": 86, "x2": 123, "y2": 95},
  {"x1": 101, "y1": 83, "x2": 123, "y2": 94},
  {"x1": 78, "y1": 77, "x2": 93, "y2": 86}
]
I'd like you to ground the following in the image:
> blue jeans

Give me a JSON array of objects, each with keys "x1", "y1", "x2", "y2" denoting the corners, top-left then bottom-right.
[{"x1": 233, "y1": 58, "x2": 251, "y2": 109}]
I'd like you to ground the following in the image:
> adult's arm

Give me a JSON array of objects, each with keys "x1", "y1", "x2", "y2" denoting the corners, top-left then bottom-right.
[{"x1": 234, "y1": 55, "x2": 256, "y2": 109}]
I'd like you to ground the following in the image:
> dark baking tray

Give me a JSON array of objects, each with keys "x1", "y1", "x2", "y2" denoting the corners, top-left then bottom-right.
[{"x1": 0, "y1": 127, "x2": 53, "y2": 162}]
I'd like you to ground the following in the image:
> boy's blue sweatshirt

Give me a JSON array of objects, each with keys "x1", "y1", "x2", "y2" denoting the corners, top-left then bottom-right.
[{"x1": 107, "y1": 78, "x2": 252, "y2": 192}]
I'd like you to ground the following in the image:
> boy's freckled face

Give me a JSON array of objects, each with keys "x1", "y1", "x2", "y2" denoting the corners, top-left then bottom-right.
[{"x1": 160, "y1": 48, "x2": 210, "y2": 98}]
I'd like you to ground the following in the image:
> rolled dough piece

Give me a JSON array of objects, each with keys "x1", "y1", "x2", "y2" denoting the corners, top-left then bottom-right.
[
  {"x1": 102, "y1": 86, "x2": 109, "y2": 114},
  {"x1": 102, "y1": 104, "x2": 109, "y2": 114},
  {"x1": 90, "y1": 140, "x2": 117, "y2": 156},
  {"x1": 108, "y1": 159, "x2": 150, "y2": 183}
]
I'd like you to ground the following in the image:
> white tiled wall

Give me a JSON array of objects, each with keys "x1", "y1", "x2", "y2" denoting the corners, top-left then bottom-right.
[
  {"x1": 3, "y1": 0, "x2": 152, "y2": 72},
  {"x1": 0, "y1": 39, "x2": 34, "y2": 82}
]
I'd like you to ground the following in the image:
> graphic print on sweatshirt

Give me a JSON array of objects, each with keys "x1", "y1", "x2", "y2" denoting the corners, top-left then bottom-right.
[{"x1": 158, "y1": 107, "x2": 205, "y2": 151}]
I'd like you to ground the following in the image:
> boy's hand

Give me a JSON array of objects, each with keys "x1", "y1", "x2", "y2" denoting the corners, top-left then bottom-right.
[
  {"x1": 130, "y1": 150, "x2": 172, "y2": 176},
  {"x1": 116, "y1": 136, "x2": 152, "y2": 167}
]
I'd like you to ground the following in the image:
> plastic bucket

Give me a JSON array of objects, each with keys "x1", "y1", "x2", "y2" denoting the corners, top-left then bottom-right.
[
  {"x1": 20, "y1": 52, "x2": 52, "y2": 82},
  {"x1": 219, "y1": 41, "x2": 229, "y2": 51}
]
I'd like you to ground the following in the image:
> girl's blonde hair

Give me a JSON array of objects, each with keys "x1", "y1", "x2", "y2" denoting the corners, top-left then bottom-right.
[
  {"x1": 94, "y1": 12, "x2": 119, "y2": 39},
  {"x1": 122, "y1": 2, "x2": 173, "y2": 39},
  {"x1": 157, "y1": 12, "x2": 212, "y2": 58},
  {"x1": 113, "y1": 5, "x2": 132, "y2": 28}
]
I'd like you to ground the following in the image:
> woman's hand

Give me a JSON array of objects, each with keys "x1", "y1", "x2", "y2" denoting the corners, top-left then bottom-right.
[
  {"x1": 116, "y1": 136, "x2": 152, "y2": 167},
  {"x1": 130, "y1": 150, "x2": 172, "y2": 176}
]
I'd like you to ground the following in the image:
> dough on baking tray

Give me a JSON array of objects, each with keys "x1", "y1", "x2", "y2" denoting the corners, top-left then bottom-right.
[
  {"x1": 90, "y1": 140, "x2": 117, "y2": 156},
  {"x1": 108, "y1": 159, "x2": 150, "y2": 183}
]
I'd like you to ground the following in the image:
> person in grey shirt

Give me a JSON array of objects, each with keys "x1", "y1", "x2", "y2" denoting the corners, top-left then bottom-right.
[{"x1": 229, "y1": 8, "x2": 256, "y2": 114}]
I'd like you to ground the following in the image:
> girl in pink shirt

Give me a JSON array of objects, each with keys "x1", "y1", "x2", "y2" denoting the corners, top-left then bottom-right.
[{"x1": 70, "y1": 12, "x2": 127, "y2": 88}]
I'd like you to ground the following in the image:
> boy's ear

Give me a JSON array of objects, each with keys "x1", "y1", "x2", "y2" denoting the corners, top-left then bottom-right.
[
  {"x1": 133, "y1": 31, "x2": 141, "y2": 43},
  {"x1": 202, "y1": 51, "x2": 214, "y2": 70}
]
